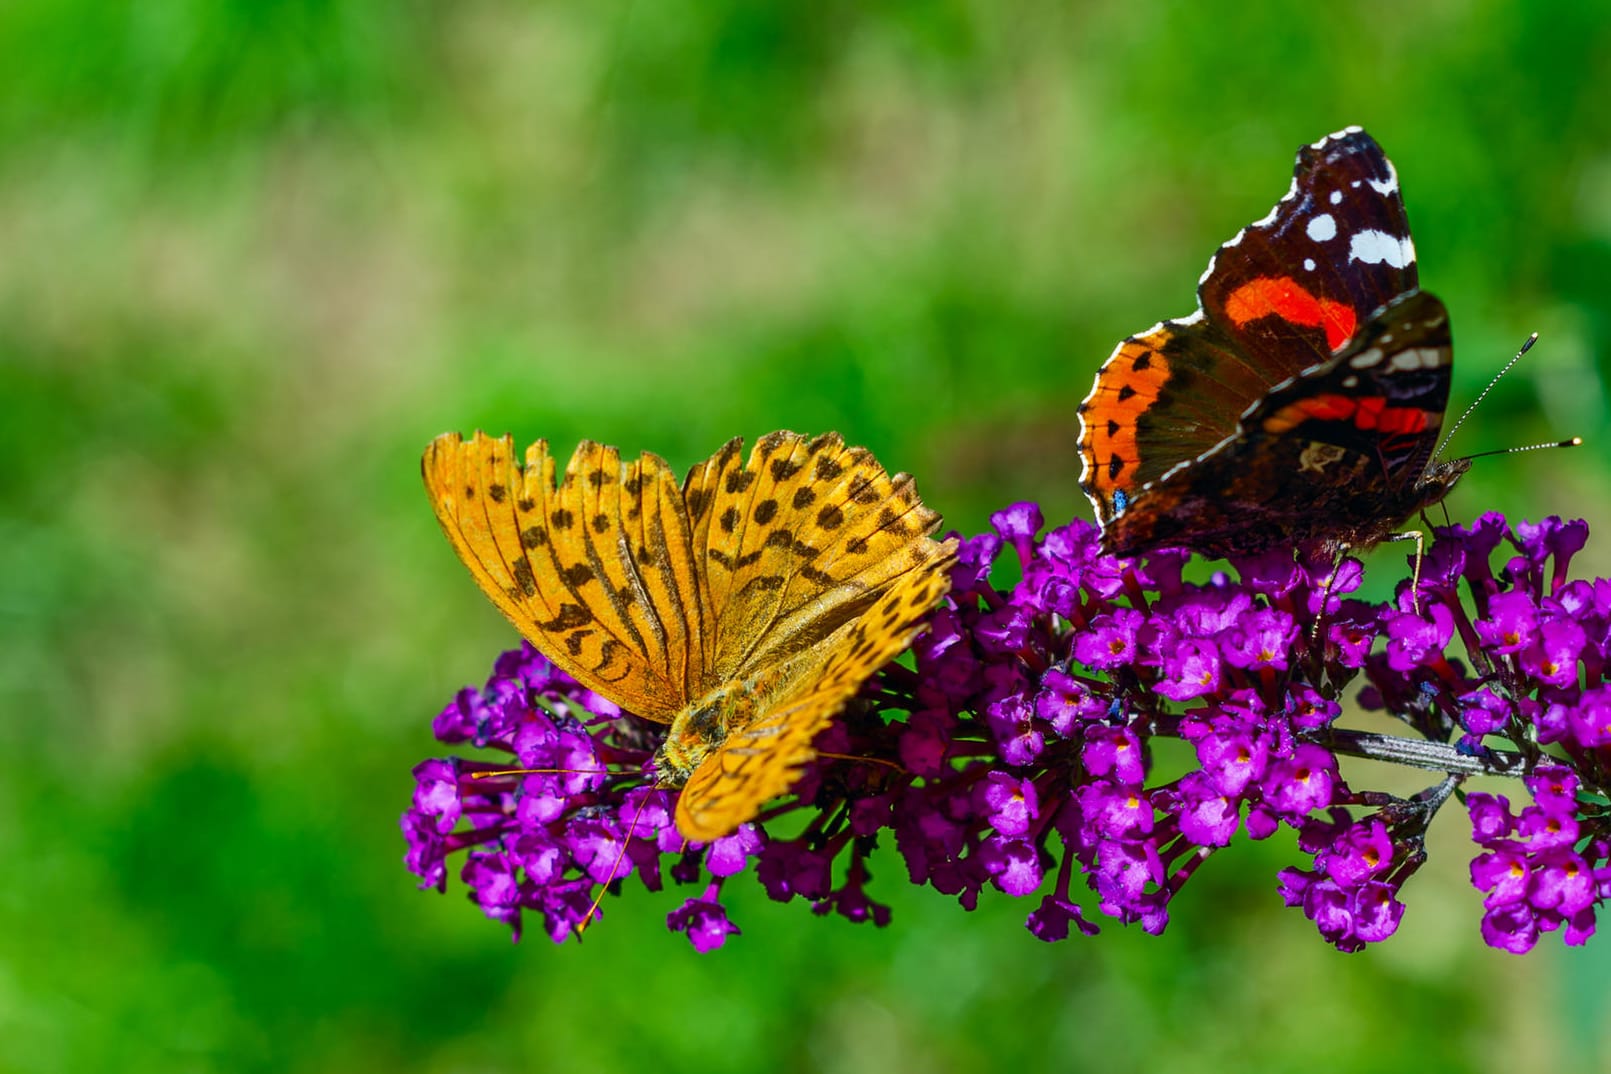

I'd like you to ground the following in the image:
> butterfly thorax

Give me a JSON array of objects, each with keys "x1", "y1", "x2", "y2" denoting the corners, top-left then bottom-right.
[
  {"x1": 1404, "y1": 457, "x2": 1470, "y2": 524},
  {"x1": 1326, "y1": 455, "x2": 1471, "y2": 551},
  {"x1": 653, "y1": 681, "x2": 758, "y2": 789}
]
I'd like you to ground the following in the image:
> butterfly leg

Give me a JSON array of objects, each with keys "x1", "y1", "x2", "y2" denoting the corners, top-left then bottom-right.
[
  {"x1": 1308, "y1": 545, "x2": 1352, "y2": 646},
  {"x1": 1384, "y1": 530, "x2": 1426, "y2": 614}
]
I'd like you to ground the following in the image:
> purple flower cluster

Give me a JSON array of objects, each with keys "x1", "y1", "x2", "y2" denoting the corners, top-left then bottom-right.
[
  {"x1": 403, "y1": 507, "x2": 1611, "y2": 955},
  {"x1": 900, "y1": 507, "x2": 1373, "y2": 942},
  {"x1": 400, "y1": 642, "x2": 916, "y2": 949},
  {"x1": 1467, "y1": 769, "x2": 1608, "y2": 952},
  {"x1": 401, "y1": 645, "x2": 747, "y2": 949}
]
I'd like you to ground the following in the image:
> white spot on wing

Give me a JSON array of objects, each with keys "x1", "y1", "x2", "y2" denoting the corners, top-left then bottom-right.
[
  {"x1": 1303, "y1": 258, "x2": 1316, "y2": 271},
  {"x1": 1350, "y1": 347, "x2": 1385, "y2": 369},
  {"x1": 1306, "y1": 214, "x2": 1337, "y2": 241},
  {"x1": 1176, "y1": 309, "x2": 1206, "y2": 326},
  {"x1": 1329, "y1": 190, "x2": 1343, "y2": 205},
  {"x1": 1349, "y1": 229, "x2": 1415, "y2": 268},
  {"x1": 1386, "y1": 347, "x2": 1446, "y2": 372},
  {"x1": 1368, "y1": 160, "x2": 1400, "y2": 196}
]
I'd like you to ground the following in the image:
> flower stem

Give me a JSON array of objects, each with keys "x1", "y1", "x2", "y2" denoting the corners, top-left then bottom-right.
[{"x1": 1315, "y1": 728, "x2": 1530, "y2": 778}]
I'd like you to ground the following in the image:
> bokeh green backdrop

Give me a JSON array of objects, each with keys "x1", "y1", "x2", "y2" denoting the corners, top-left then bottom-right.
[{"x1": 5, "y1": 2, "x2": 1611, "y2": 1071}]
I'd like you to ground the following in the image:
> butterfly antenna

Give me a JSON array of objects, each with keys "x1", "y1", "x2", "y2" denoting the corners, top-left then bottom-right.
[
  {"x1": 470, "y1": 766, "x2": 618, "y2": 780},
  {"x1": 1454, "y1": 437, "x2": 1583, "y2": 464},
  {"x1": 816, "y1": 751, "x2": 909, "y2": 773},
  {"x1": 1434, "y1": 329, "x2": 1539, "y2": 460},
  {"x1": 576, "y1": 788, "x2": 652, "y2": 935}
]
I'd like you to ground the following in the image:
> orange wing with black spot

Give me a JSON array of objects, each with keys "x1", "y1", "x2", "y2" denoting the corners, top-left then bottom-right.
[
  {"x1": 1077, "y1": 321, "x2": 1273, "y2": 527},
  {"x1": 673, "y1": 560, "x2": 955, "y2": 841},
  {"x1": 422, "y1": 432, "x2": 707, "y2": 721}
]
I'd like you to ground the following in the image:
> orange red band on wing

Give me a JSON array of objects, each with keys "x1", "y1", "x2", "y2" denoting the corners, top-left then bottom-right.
[
  {"x1": 1224, "y1": 276, "x2": 1357, "y2": 351},
  {"x1": 1080, "y1": 333, "x2": 1173, "y2": 506},
  {"x1": 1262, "y1": 393, "x2": 1431, "y2": 435}
]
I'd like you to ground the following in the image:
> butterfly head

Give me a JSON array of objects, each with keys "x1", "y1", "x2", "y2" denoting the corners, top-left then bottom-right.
[{"x1": 1410, "y1": 457, "x2": 1471, "y2": 517}]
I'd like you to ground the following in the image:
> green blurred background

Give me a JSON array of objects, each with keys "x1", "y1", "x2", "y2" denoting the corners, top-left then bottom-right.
[{"x1": 4, "y1": 2, "x2": 1611, "y2": 1071}]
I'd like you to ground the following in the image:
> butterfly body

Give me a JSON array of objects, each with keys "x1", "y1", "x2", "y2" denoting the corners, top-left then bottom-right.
[
  {"x1": 654, "y1": 679, "x2": 755, "y2": 785},
  {"x1": 1078, "y1": 127, "x2": 1463, "y2": 558},
  {"x1": 423, "y1": 429, "x2": 955, "y2": 842}
]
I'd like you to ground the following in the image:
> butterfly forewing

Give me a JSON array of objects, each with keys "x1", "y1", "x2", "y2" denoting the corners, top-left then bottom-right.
[
  {"x1": 620, "y1": 447, "x2": 712, "y2": 691},
  {"x1": 685, "y1": 431, "x2": 818, "y2": 680},
  {"x1": 564, "y1": 440, "x2": 714, "y2": 704},
  {"x1": 1197, "y1": 128, "x2": 1419, "y2": 378},
  {"x1": 687, "y1": 432, "x2": 948, "y2": 686},
  {"x1": 423, "y1": 432, "x2": 699, "y2": 720},
  {"x1": 674, "y1": 563, "x2": 955, "y2": 841}
]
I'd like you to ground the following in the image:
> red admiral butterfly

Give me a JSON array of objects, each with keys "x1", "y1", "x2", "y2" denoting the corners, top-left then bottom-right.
[{"x1": 1078, "y1": 127, "x2": 1468, "y2": 557}]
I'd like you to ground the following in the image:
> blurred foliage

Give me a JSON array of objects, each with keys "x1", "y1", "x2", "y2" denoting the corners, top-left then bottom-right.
[{"x1": 2, "y1": 1, "x2": 1610, "y2": 1071}]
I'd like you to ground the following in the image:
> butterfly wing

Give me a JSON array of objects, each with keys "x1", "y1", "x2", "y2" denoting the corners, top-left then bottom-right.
[
  {"x1": 673, "y1": 562, "x2": 954, "y2": 841},
  {"x1": 1197, "y1": 127, "x2": 1418, "y2": 373},
  {"x1": 422, "y1": 431, "x2": 708, "y2": 721},
  {"x1": 681, "y1": 431, "x2": 952, "y2": 688},
  {"x1": 1078, "y1": 319, "x2": 1273, "y2": 528},
  {"x1": 427, "y1": 428, "x2": 956, "y2": 839},
  {"x1": 1080, "y1": 127, "x2": 1421, "y2": 534}
]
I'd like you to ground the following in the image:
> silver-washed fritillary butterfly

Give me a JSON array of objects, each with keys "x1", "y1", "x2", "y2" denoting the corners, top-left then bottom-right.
[{"x1": 422, "y1": 430, "x2": 957, "y2": 841}]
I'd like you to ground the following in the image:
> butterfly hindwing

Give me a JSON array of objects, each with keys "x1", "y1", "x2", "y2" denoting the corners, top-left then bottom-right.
[
  {"x1": 674, "y1": 562, "x2": 955, "y2": 841},
  {"x1": 1078, "y1": 320, "x2": 1272, "y2": 525}
]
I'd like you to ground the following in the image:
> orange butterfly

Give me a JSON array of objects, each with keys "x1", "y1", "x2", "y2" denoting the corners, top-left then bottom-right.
[{"x1": 422, "y1": 430, "x2": 956, "y2": 842}]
